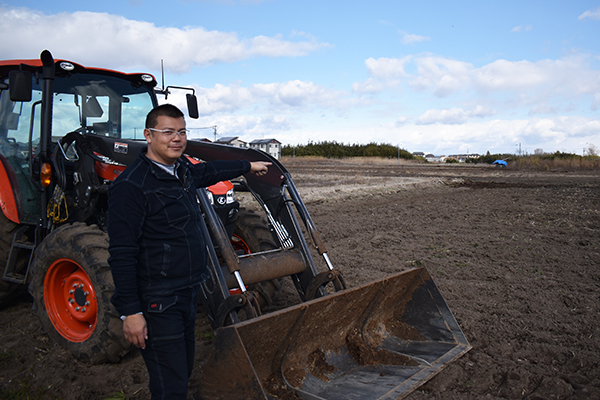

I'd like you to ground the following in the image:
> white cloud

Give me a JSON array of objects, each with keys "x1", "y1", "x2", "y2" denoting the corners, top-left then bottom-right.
[
  {"x1": 352, "y1": 78, "x2": 386, "y2": 94},
  {"x1": 417, "y1": 106, "x2": 497, "y2": 125},
  {"x1": 0, "y1": 6, "x2": 328, "y2": 74},
  {"x1": 351, "y1": 56, "x2": 412, "y2": 94},
  {"x1": 189, "y1": 79, "x2": 364, "y2": 117},
  {"x1": 361, "y1": 54, "x2": 600, "y2": 111},
  {"x1": 578, "y1": 7, "x2": 600, "y2": 20},
  {"x1": 401, "y1": 33, "x2": 430, "y2": 44},
  {"x1": 529, "y1": 104, "x2": 559, "y2": 115},
  {"x1": 410, "y1": 56, "x2": 472, "y2": 96},
  {"x1": 252, "y1": 80, "x2": 361, "y2": 110},
  {"x1": 190, "y1": 114, "x2": 292, "y2": 142},
  {"x1": 365, "y1": 56, "x2": 412, "y2": 80},
  {"x1": 195, "y1": 83, "x2": 255, "y2": 114},
  {"x1": 282, "y1": 116, "x2": 600, "y2": 155},
  {"x1": 511, "y1": 25, "x2": 533, "y2": 33},
  {"x1": 395, "y1": 116, "x2": 408, "y2": 126}
]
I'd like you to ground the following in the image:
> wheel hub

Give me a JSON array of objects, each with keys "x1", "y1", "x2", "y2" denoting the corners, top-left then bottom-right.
[
  {"x1": 44, "y1": 258, "x2": 98, "y2": 342},
  {"x1": 71, "y1": 284, "x2": 90, "y2": 312}
]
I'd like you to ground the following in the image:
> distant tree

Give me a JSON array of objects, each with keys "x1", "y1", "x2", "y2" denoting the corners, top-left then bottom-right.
[
  {"x1": 587, "y1": 143, "x2": 599, "y2": 157},
  {"x1": 534, "y1": 148, "x2": 544, "y2": 155},
  {"x1": 281, "y1": 141, "x2": 415, "y2": 159}
]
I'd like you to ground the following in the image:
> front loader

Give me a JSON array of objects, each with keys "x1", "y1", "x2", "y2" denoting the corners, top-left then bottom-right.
[
  {"x1": 0, "y1": 51, "x2": 470, "y2": 399},
  {"x1": 174, "y1": 141, "x2": 472, "y2": 400}
]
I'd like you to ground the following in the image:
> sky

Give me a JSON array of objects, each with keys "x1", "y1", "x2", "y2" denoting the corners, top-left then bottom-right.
[{"x1": 1, "y1": 1, "x2": 600, "y2": 156}]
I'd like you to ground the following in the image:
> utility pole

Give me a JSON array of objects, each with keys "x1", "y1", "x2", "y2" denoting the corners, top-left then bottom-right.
[{"x1": 195, "y1": 125, "x2": 218, "y2": 141}]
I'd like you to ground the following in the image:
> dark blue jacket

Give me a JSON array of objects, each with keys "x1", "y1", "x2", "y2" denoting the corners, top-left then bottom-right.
[{"x1": 108, "y1": 149, "x2": 250, "y2": 317}]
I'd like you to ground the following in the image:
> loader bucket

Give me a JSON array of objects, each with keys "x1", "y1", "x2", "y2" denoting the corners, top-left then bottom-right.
[{"x1": 199, "y1": 267, "x2": 471, "y2": 400}]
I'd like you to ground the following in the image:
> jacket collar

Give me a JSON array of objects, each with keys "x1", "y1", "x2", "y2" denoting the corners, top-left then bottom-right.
[{"x1": 139, "y1": 147, "x2": 188, "y2": 181}]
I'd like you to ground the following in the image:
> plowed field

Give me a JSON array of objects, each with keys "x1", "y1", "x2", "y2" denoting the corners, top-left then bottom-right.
[{"x1": 1, "y1": 158, "x2": 599, "y2": 399}]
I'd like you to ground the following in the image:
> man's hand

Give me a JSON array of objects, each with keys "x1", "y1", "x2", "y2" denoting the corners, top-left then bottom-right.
[
  {"x1": 250, "y1": 161, "x2": 272, "y2": 176},
  {"x1": 123, "y1": 313, "x2": 148, "y2": 349}
]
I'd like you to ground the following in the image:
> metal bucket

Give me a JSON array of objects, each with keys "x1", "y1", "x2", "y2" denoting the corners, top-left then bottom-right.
[{"x1": 199, "y1": 267, "x2": 471, "y2": 400}]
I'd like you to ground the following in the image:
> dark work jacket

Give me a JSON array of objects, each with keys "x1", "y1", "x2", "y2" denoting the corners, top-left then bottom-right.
[{"x1": 107, "y1": 149, "x2": 250, "y2": 317}]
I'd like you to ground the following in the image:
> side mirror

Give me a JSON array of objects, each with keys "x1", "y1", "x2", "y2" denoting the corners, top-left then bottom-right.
[
  {"x1": 9, "y1": 70, "x2": 32, "y2": 102},
  {"x1": 186, "y1": 93, "x2": 199, "y2": 119}
]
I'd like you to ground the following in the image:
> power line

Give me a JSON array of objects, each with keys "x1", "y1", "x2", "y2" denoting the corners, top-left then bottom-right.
[{"x1": 193, "y1": 125, "x2": 218, "y2": 141}]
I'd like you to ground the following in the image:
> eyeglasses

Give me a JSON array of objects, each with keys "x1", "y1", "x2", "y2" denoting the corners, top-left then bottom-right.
[{"x1": 147, "y1": 128, "x2": 189, "y2": 138}]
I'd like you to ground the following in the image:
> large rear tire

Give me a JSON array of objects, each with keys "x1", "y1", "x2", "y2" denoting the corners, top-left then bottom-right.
[
  {"x1": 28, "y1": 223, "x2": 130, "y2": 363},
  {"x1": 0, "y1": 212, "x2": 28, "y2": 306},
  {"x1": 233, "y1": 208, "x2": 281, "y2": 307}
]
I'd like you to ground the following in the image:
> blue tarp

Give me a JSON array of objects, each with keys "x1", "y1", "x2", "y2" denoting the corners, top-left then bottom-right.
[{"x1": 492, "y1": 160, "x2": 507, "y2": 167}]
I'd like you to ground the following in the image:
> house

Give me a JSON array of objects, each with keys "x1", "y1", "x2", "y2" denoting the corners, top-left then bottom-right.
[
  {"x1": 425, "y1": 154, "x2": 444, "y2": 162},
  {"x1": 249, "y1": 139, "x2": 282, "y2": 159},
  {"x1": 412, "y1": 151, "x2": 425, "y2": 157},
  {"x1": 215, "y1": 136, "x2": 247, "y2": 148},
  {"x1": 448, "y1": 153, "x2": 481, "y2": 162}
]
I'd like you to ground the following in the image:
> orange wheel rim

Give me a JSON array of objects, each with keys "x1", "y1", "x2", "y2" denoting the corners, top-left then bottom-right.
[
  {"x1": 43, "y1": 258, "x2": 98, "y2": 342},
  {"x1": 231, "y1": 234, "x2": 251, "y2": 255}
]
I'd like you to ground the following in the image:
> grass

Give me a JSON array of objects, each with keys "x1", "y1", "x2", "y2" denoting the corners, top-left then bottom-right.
[
  {"x1": 281, "y1": 156, "x2": 420, "y2": 165},
  {"x1": 282, "y1": 153, "x2": 600, "y2": 171},
  {"x1": 511, "y1": 155, "x2": 600, "y2": 171},
  {"x1": 195, "y1": 328, "x2": 215, "y2": 341},
  {"x1": 103, "y1": 391, "x2": 128, "y2": 400}
]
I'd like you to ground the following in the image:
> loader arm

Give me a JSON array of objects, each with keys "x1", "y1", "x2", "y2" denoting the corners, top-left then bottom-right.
[{"x1": 184, "y1": 140, "x2": 342, "y2": 301}]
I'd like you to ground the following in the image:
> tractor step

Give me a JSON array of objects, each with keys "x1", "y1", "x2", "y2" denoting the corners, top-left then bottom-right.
[{"x1": 2, "y1": 226, "x2": 35, "y2": 284}]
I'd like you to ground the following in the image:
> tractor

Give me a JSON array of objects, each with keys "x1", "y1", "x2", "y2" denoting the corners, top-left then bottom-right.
[{"x1": 0, "y1": 50, "x2": 470, "y2": 399}]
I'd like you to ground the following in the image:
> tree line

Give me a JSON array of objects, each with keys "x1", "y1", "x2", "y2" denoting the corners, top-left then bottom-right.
[{"x1": 282, "y1": 141, "x2": 415, "y2": 160}]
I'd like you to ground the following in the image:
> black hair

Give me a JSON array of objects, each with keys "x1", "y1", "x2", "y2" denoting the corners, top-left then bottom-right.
[{"x1": 145, "y1": 104, "x2": 184, "y2": 129}]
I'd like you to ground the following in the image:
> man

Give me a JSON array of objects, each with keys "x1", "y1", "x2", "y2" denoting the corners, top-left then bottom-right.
[{"x1": 107, "y1": 104, "x2": 270, "y2": 399}]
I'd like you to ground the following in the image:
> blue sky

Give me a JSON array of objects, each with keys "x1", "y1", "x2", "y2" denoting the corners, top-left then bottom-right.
[{"x1": 1, "y1": 1, "x2": 599, "y2": 155}]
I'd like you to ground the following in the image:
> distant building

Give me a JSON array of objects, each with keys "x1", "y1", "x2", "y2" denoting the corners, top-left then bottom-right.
[
  {"x1": 425, "y1": 154, "x2": 444, "y2": 162},
  {"x1": 215, "y1": 136, "x2": 247, "y2": 148},
  {"x1": 249, "y1": 139, "x2": 282, "y2": 159},
  {"x1": 448, "y1": 153, "x2": 481, "y2": 162},
  {"x1": 412, "y1": 151, "x2": 425, "y2": 157}
]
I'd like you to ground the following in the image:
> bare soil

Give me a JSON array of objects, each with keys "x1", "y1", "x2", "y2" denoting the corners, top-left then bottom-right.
[{"x1": 1, "y1": 159, "x2": 599, "y2": 399}]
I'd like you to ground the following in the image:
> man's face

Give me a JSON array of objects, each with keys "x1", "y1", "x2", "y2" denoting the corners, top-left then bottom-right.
[{"x1": 144, "y1": 115, "x2": 187, "y2": 165}]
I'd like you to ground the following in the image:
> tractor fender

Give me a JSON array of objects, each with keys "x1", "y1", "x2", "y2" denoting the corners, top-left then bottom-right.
[{"x1": 0, "y1": 155, "x2": 20, "y2": 224}]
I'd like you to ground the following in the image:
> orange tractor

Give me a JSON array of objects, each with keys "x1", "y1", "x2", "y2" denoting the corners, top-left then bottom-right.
[{"x1": 0, "y1": 50, "x2": 470, "y2": 399}]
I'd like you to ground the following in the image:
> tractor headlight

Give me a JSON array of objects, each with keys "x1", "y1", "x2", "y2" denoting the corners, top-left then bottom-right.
[
  {"x1": 226, "y1": 188, "x2": 235, "y2": 204},
  {"x1": 205, "y1": 189, "x2": 214, "y2": 205}
]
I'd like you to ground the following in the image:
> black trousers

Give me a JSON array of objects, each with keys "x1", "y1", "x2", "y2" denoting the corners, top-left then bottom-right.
[{"x1": 140, "y1": 285, "x2": 199, "y2": 400}]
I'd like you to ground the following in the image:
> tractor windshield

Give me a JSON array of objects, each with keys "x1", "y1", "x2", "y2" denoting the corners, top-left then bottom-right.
[
  {"x1": 0, "y1": 72, "x2": 155, "y2": 148},
  {"x1": 52, "y1": 73, "x2": 156, "y2": 140},
  {"x1": 0, "y1": 71, "x2": 156, "y2": 223}
]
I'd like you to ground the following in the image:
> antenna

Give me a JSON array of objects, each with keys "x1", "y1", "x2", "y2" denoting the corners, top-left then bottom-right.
[{"x1": 161, "y1": 59, "x2": 165, "y2": 92}]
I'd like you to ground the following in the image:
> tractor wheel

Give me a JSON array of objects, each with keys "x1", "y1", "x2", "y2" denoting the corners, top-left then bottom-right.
[
  {"x1": 28, "y1": 223, "x2": 130, "y2": 364},
  {"x1": 0, "y1": 212, "x2": 27, "y2": 306},
  {"x1": 233, "y1": 208, "x2": 281, "y2": 307}
]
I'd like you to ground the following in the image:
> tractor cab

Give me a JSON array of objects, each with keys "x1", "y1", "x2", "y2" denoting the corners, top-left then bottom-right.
[{"x1": 0, "y1": 58, "x2": 161, "y2": 225}]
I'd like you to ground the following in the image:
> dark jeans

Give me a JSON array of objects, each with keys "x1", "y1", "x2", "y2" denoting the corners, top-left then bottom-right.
[{"x1": 140, "y1": 285, "x2": 199, "y2": 400}]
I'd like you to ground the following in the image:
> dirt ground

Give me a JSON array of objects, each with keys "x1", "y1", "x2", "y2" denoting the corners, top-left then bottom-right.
[{"x1": 1, "y1": 158, "x2": 599, "y2": 399}]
